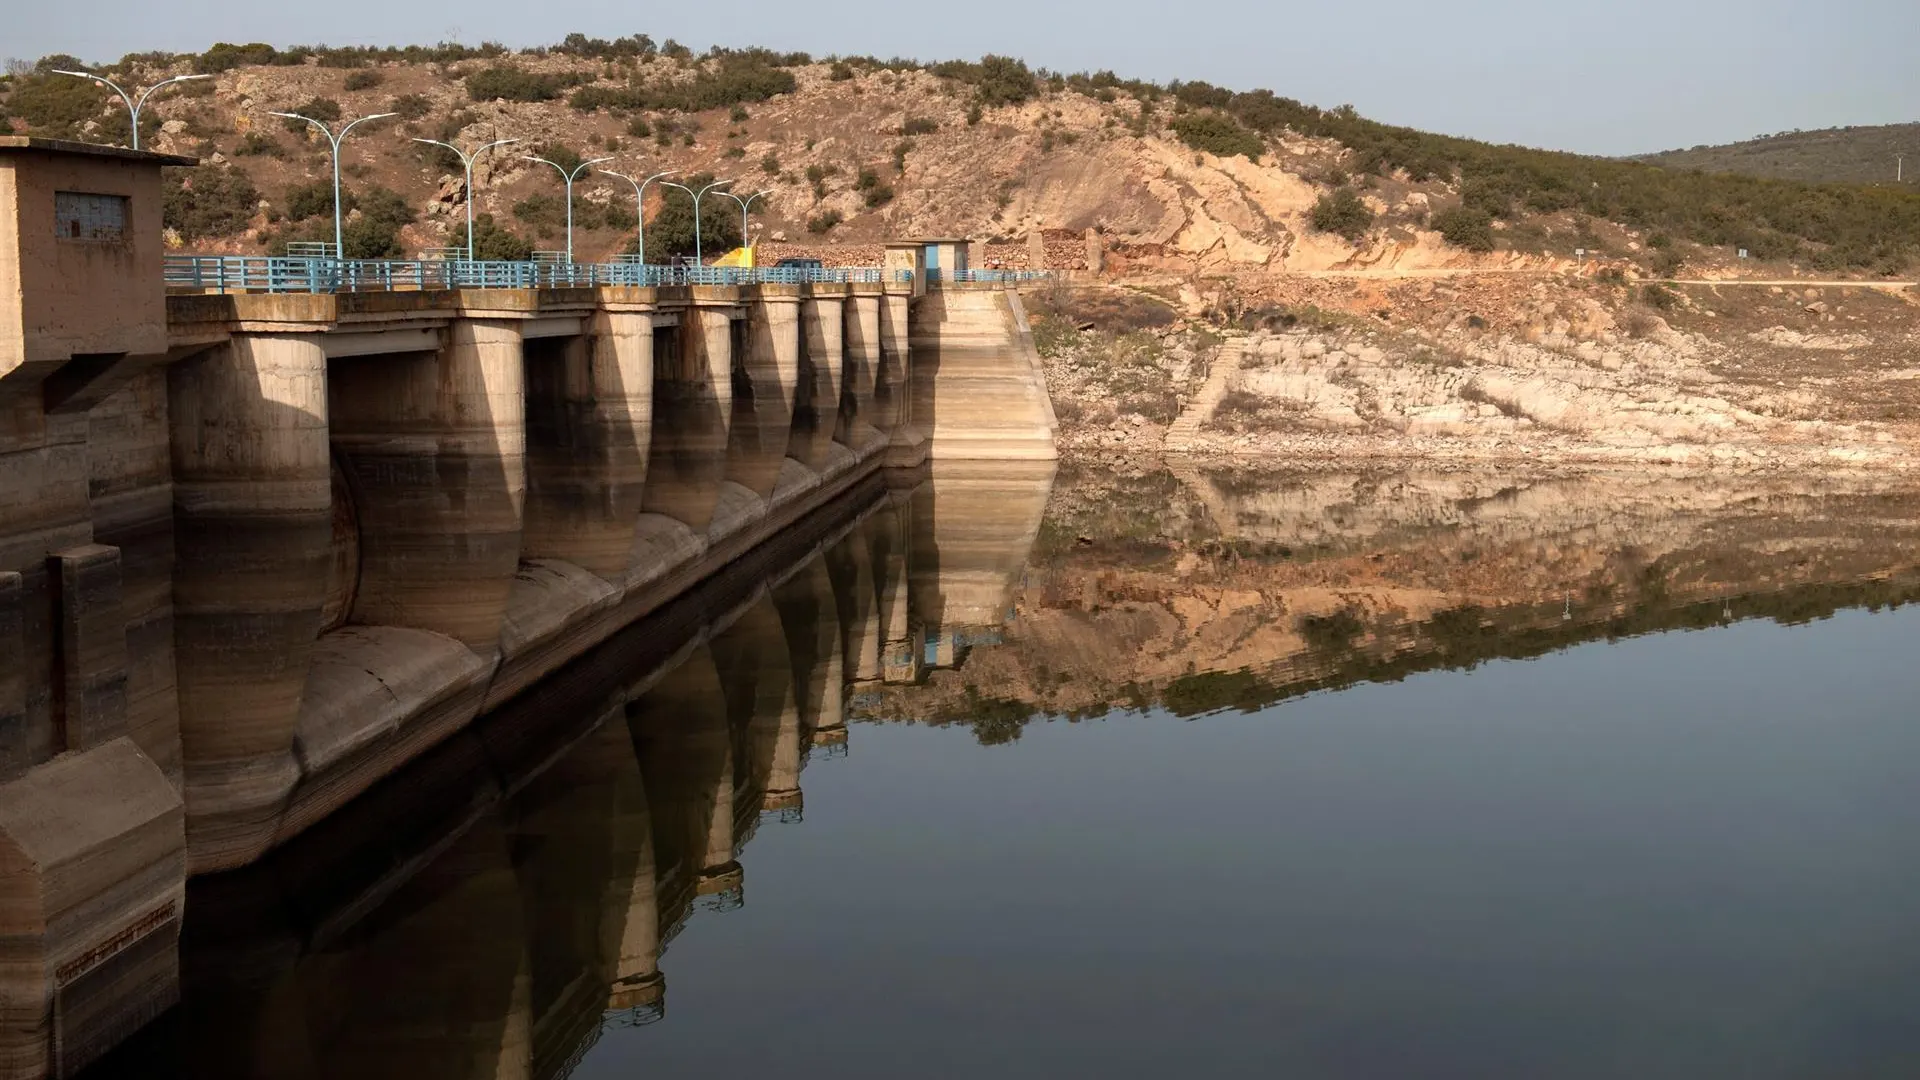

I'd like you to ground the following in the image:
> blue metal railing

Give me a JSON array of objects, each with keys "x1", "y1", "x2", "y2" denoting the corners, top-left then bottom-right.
[
  {"x1": 163, "y1": 255, "x2": 929, "y2": 295},
  {"x1": 947, "y1": 269, "x2": 1054, "y2": 284}
]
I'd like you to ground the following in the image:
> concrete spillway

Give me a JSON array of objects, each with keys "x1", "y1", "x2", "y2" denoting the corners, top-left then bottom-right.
[{"x1": 0, "y1": 137, "x2": 1055, "y2": 1077}]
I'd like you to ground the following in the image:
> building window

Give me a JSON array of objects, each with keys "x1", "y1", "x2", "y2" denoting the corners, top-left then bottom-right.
[{"x1": 54, "y1": 192, "x2": 130, "y2": 243}]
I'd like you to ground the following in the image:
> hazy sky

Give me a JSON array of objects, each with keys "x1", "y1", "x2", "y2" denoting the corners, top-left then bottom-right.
[{"x1": 9, "y1": 0, "x2": 1915, "y2": 157}]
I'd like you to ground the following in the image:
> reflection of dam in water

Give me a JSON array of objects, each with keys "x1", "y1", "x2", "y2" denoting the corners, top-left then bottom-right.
[
  {"x1": 868, "y1": 465, "x2": 1920, "y2": 731},
  {"x1": 87, "y1": 464, "x2": 1057, "y2": 1079}
]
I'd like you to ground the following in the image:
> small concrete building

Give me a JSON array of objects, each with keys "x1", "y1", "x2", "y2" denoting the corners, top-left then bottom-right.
[
  {"x1": 884, "y1": 238, "x2": 972, "y2": 296},
  {"x1": 0, "y1": 137, "x2": 190, "y2": 1079}
]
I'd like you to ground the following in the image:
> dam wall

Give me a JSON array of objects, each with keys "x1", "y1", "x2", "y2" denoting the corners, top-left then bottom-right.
[{"x1": 0, "y1": 139, "x2": 1055, "y2": 1076}]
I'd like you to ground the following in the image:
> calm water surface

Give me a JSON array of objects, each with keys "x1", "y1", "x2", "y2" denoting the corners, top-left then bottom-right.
[{"x1": 95, "y1": 465, "x2": 1920, "y2": 1079}]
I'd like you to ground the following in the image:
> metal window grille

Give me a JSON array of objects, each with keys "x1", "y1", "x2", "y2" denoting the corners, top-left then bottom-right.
[{"x1": 53, "y1": 192, "x2": 129, "y2": 242}]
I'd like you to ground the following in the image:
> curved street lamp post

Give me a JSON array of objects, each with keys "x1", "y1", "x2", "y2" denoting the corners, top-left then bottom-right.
[
  {"x1": 411, "y1": 137, "x2": 519, "y2": 261},
  {"x1": 719, "y1": 189, "x2": 772, "y2": 261},
  {"x1": 53, "y1": 71, "x2": 212, "y2": 151},
  {"x1": 601, "y1": 169, "x2": 677, "y2": 269},
  {"x1": 525, "y1": 155, "x2": 614, "y2": 263},
  {"x1": 660, "y1": 179, "x2": 735, "y2": 266},
  {"x1": 269, "y1": 110, "x2": 398, "y2": 258}
]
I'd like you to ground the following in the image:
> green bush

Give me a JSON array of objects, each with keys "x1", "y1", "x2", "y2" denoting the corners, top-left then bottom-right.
[
  {"x1": 511, "y1": 192, "x2": 566, "y2": 234},
  {"x1": 807, "y1": 209, "x2": 844, "y2": 233},
  {"x1": 299, "y1": 97, "x2": 343, "y2": 121},
  {"x1": 568, "y1": 53, "x2": 796, "y2": 114},
  {"x1": 281, "y1": 97, "x2": 341, "y2": 133},
  {"x1": 634, "y1": 173, "x2": 742, "y2": 261},
  {"x1": 284, "y1": 180, "x2": 340, "y2": 222},
  {"x1": 900, "y1": 116, "x2": 939, "y2": 136},
  {"x1": 233, "y1": 131, "x2": 285, "y2": 158},
  {"x1": 930, "y1": 55, "x2": 1036, "y2": 108},
  {"x1": 341, "y1": 215, "x2": 404, "y2": 258},
  {"x1": 553, "y1": 32, "x2": 658, "y2": 61},
  {"x1": 354, "y1": 185, "x2": 415, "y2": 232},
  {"x1": 1432, "y1": 206, "x2": 1496, "y2": 252},
  {"x1": 626, "y1": 116, "x2": 652, "y2": 137},
  {"x1": 863, "y1": 183, "x2": 896, "y2": 209},
  {"x1": 7, "y1": 72, "x2": 111, "y2": 137},
  {"x1": 829, "y1": 61, "x2": 856, "y2": 81},
  {"x1": 343, "y1": 70, "x2": 382, "y2": 91},
  {"x1": 729, "y1": 104, "x2": 749, "y2": 122},
  {"x1": 193, "y1": 40, "x2": 503, "y2": 75},
  {"x1": 1170, "y1": 112, "x2": 1262, "y2": 160},
  {"x1": 529, "y1": 142, "x2": 587, "y2": 175},
  {"x1": 466, "y1": 65, "x2": 569, "y2": 103},
  {"x1": 1651, "y1": 249, "x2": 1686, "y2": 277},
  {"x1": 893, "y1": 139, "x2": 914, "y2": 173},
  {"x1": 761, "y1": 153, "x2": 780, "y2": 175},
  {"x1": 1308, "y1": 187, "x2": 1374, "y2": 242},
  {"x1": 163, "y1": 165, "x2": 260, "y2": 241},
  {"x1": 390, "y1": 93, "x2": 431, "y2": 120},
  {"x1": 602, "y1": 198, "x2": 637, "y2": 233},
  {"x1": 451, "y1": 213, "x2": 535, "y2": 260},
  {"x1": 194, "y1": 42, "x2": 277, "y2": 73}
]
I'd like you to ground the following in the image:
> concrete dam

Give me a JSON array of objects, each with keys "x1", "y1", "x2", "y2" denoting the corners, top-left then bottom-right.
[{"x1": 0, "y1": 137, "x2": 1056, "y2": 1076}]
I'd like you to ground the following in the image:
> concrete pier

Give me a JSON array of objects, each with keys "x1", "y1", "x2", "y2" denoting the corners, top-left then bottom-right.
[{"x1": 168, "y1": 334, "x2": 333, "y2": 872}]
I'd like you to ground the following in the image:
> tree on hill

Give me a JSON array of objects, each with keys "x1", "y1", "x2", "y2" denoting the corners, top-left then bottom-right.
[
  {"x1": 633, "y1": 174, "x2": 743, "y2": 262},
  {"x1": 163, "y1": 165, "x2": 260, "y2": 241},
  {"x1": 1309, "y1": 188, "x2": 1375, "y2": 242},
  {"x1": 452, "y1": 214, "x2": 535, "y2": 261},
  {"x1": 1171, "y1": 112, "x2": 1263, "y2": 161}
]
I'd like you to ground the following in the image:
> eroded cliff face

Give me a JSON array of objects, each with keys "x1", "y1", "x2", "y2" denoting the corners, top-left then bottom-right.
[
  {"x1": 861, "y1": 464, "x2": 1920, "y2": 735},
  {"x1": 1040, "y1": 279, "x2": 1920, "y2": 469}
]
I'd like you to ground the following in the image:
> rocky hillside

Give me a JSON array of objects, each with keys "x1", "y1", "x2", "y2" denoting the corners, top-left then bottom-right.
[
  {"x1": 1638, "y1": 122, "x2": 1920, "y2": 187},
  {"x1": 1031, "y1": 276, "x2": 1920, "y2": 472},
  {"x1": 6, "y1": 39, "x2": 1920, "y2": 276}
]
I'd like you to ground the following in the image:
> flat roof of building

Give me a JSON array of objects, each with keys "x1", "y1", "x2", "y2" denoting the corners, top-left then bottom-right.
[{"x1": 0, "y1": 136, "x2": 198, "y2": 166}]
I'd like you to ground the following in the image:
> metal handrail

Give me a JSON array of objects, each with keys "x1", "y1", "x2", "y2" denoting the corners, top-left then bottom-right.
[{"x1": 163, "y1": 255, "x2": 1036, "y2": 295}]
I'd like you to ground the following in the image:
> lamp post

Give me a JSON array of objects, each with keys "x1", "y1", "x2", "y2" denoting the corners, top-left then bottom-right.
[
  {"x1": 411, "y1": 137, "x2": 518, "y2": 260},
  {"x1": 718, "y1": 189, "x2": 771, "y2": 260},
  {"x1": 660, "y1": 178, "x2": 734, "y2": 265},
  {"x1": 525, "y1": 154, "x2": 613, "y2": 263},
  {"x1": 601, "y1": 169, "x2": 677, "y2": 267},
  {"x1": 268, "y1": 110, "x2": 397, "y2": 258},
  {"x1": 53, "y1": 70, "x2": 212, "y2": 151}
]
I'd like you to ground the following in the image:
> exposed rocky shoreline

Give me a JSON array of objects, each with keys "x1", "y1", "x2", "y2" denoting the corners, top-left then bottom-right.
[{"x1": 1036, "y1": 278, "x2": 1920, "y2": 471}]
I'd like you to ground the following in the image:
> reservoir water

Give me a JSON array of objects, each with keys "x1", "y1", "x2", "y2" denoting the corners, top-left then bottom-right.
[{"x1": 90, "y1": 464, "x2": 1920, "y2": 1079}]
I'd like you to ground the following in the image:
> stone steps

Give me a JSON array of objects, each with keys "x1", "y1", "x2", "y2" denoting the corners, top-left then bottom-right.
[{"x1": 1165, "y1": 341, "x2": 1246, "y2": 447}]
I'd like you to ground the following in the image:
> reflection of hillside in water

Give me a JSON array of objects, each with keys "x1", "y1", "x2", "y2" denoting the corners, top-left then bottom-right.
[{"x1": 865, "y1": 464, "x2": 1920, "y2": 739}]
